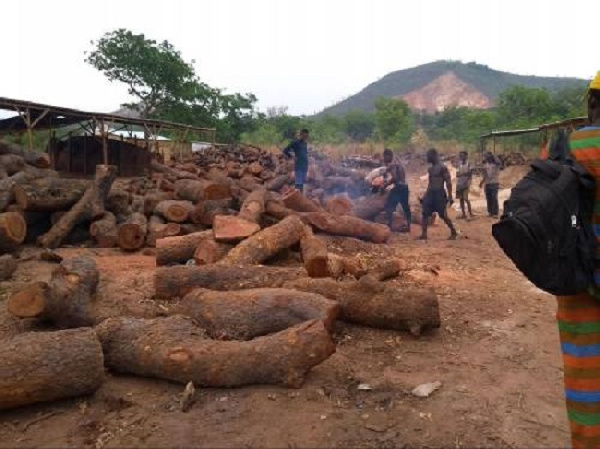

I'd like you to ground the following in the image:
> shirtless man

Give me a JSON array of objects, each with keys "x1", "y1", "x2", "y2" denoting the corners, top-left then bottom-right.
[
  {"x1": 382, "y1": 148, "x2": 411, "y2": 232},
  {"x1": 419, "y1": 148, "x2": 457, "y2": 240}
]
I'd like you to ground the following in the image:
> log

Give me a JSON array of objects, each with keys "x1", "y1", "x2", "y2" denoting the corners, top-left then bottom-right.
[
  {"x1": 155, "y1": 265, "x2": 306, "y2": 299},
  {"x1": 37, "y1": 165, "x2": 117, "y2": 249},
  {"x1": 353, "y1": 193, "x2": 388, "y2": 220},
  {"x1": 0, "y1": 328, "x2": 104, "y2": 410},
  {"x1": 13, "y1": 180, "x2": 88, "y2": 212},
  {"x1": 150, "y1": 160, "x2": 198, "y2": 180},
  {"x1": 362, "y1": 259, "x2": 406, "y2": 282},
  {"x1": 300, "y1": 227, "x2": 329, "y2": 278},
  {"x1": 8, "y1": 257, "x2": 99, "y2": 328},
  {"x1": 324, "y1": 194, "x2": 354, "y2": 216},
  {"x1": 90, "y1": 212, "x2": 117, "y2": 248},
  {"x1": 0, "y1": 212, "x2": 26, "y2": 253},
  {"x1": 213, "y1": 215, "x2": 260, "y2": 242},
  {"x1": 0, "y1": 154, "x2": 25, "y2": 175},
  {"x1": 118, "y1": 212, "x2": 148, "y2": 251},
  {"x1": 179, "y1": 223, "x2": 206, "y2": 235},
  {"x1": 154, "y1": 200, "x2": 194, "y2": 223},
  {"x1": 238, "y1": 176, "x2": 263, "y2": 192},
  {"x1": 265, "y1": 200, "x2": 298, "y2": 220},
  {"x1": 238, "y1": 189, "x2": 266, "y2": 224},
  {"x1": 0, "y1": 141, "x2": 50, "y2": 168},
  {"x1": 282, "y1": 189, "x2": 323, "y2": 213},
  {"x1": 219, "y1": 215, "x2": 305, "y2": 265},
  {"x1": 0, "y1": 254, "x2": 17, "y2": 280},
  {"x1": 174, "y1": 179, "x2": 230, "y2": 203},
  {"x1": 178, "y1": 288, "x2": 339, "y2": 340},
  {"x1": 304, "y1": 212, "x2": 391, "y2": 243},
  {"x1": 5, "y1": 204, "x2": 48, "y2": 226},
  {"x1": 144, "y1": 191, "x2": 175, "y2": 216},
  {"x1": 248, "y1": 162, "x2": 263, "y2": 176},
  {"x1": 0, "y1": 168, "x2": 58, "y2": 212},
  {"x1": 325, "y1": 253, "x2": 364, "y2": 279},
  {"x1": 96, "y1": 316, "x2": 335, "y2": 388},
  {"x1": 146, "y1": 215, "x2": 167, "y2": 247},
  {"x1": 284, "y1": 278, "x2": 440, "y2": 336},
  {"x1": 63, "y1": 223, "x2": 92, "y2": 245},
  {"x1": 106, "y1": 190, "x2": 131, "y2": 217},
  {"x1": 193, "y1": 237, "x2": 233, "y2": 265},
  {"x1": 189, "y1": 199, "x2": 235, "y2": 225},
  {"x1": 266, "y1": 174, "x2": 291, "y2": 192},
  {"x1": 156, "y1": 230, "x2": 213, "y2": 266}
]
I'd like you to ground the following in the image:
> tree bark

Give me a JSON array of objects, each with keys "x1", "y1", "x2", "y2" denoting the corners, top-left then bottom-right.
[
  {"x1": 0, "y1": 328, "x2": 104, "y2": 410},
  {"x1": 174, "y1": 179, "x2": 230, "y2": 203},
  {"x1": 37, "y1": 165, "x2": 117, "y2": 249},
  {"x1": 212, "y1": 215, "x2": 260, "y2": 242},
  {"x1": 106, "y1": 190, "x2": 131, "y2": 218},
  {"x1": 0, "y1": 212, "x2": 26, "y2": 253},
  {"x1": 0, "y1": 154, "x2": 25, "y2": 175},
  {"x1": 238, "y1": 175, "x2": 263, "y2": 192},
  {"x1": 353, "y1": 193, "x2": 388, "y2": 220},
  {"x1": 5, "y1": 204, "x2": 48, "y2": 226},
  {"x1": 324, "y1": 194, "x2": 354, "y2": 216},
  {"x1": 155, "y1": 230, "x2": 213, "y2": 266},
  {"x1": 0, "y1": 141, "x2": 50, "y2": 168},
  {"x1": 219, "y1": 215, "x2": 305, "y2": 265},
  {"x1": 118, "y1": 212, "x2": 148, "y2": 251},
  {"x1": 96, "y1": 316, "x2": 335, "y2": 388},
  {"x1": 265, "y1": 200, "x2": 298, "y2": 220},
  {"x1": 266, "y1": 174, "x2": 291, "y2": 192},
  {"x1": 13, "y1": 178, "x2": 89, "y2": 212},
  {"x1": 304, "y1": 212, "x2": 390, "y2": 243},
  {"x1": 189, "y1": 199, "x2": 235, "y2": 226},
  {"x1": 8, "y1": 257, "x2": 99, "y2": 328},
  {"x1": 177, "y1": 288, "x2": 339, "y2": 340},
  {"x1": 193, "y1": 237, "x2": 233, "y2": 265},
  {"x1": 282, "y1": 189, "x2": 323, "y2": 213},
  {"x1": 143, "y1": 191, "x2": 175, "y2": 216},
  {"x1": 90, "y1": 212, "x2": 118, "y2": 248},
  {"x1": 0, "y1": 254, "x2": 17, "y2": 280},
  {"x1": 300, "y1": 226, "x2": 329, "y2": 278},
  {"x1": 238, "y1": 189, "x2": 266, "y2": 224},
  {"x1": 154, "y1": 200, "x2": 194, "y2": 223},
  {"x1": 155, "y1": 265, "x2": 306, "y2": 299},
  {"x1": 284, "y1": 278, "x2": 440, "y2": 336}
]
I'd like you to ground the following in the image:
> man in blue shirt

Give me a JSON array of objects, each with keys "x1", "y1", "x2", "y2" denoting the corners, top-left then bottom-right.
[{"x1": 282, "y1": 128, "x2": 309, "y2": 192}]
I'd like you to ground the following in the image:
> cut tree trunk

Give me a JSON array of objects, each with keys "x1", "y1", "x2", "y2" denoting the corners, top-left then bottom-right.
[
  {"x1": 0, "y1": 154, "x2": 25, "y2": 175},
  {"x1": 177, "y1": 288, "x2": 339, "y2": 340},
  {"x1": 155, "y1": 230, "x2": 213, "y2": 266},
  {"x1": 13, "y1": 179, "x2": 89, "y2": 212},
  {"x1": 193, "y1": 237, "x2": 233, "y2": 265},
  {"x1": 238, "y1": 189, "x2": 266, "y2": 224},
  {"x1": 90, "y1": 212, "x2": 118, "y2": 248},
  {"x1": 219, "y1": 215, "x2": 305, "y2": 265},
  {"x1": 0, "y1": 212, "x2": 26, "y2": 253},
  {"x1": 238, "y1": 176, "x2": 263, "y2": 192},
  {"x1": 284, "y1": 278, "x2": 440, "y2": 336},
  {"x1": 282, "y1": 189, "x2": 323, "y2": 213},
  {"x1": 96, "y1": 316, "x2": 334, "y2": 388},
  {"x1": 212, "y1": 215, "x2": 260, "y2": 243},
  {"x1": 353, "y1": 193, "x2": 388, "y2": 220},
  {"x1": 8, "y1": 256, "x2": 99, "y2": 328},
  {"x1": 324, "y1": 194, "x2": 354, "y2": 216},
  {"x1": 265, "y1": 200, "x2": 298, "y2": 220},
  {"x1": 143, "y1": 192, "x2": 175, "y2": 216},
  {"x1": 300, "y1": 227, "x2": 329, "y2": 278},
  {"x1": 0, "y1": 141, "x2": 50, "y2": 168},
  {"x1": 154, "y1": 200, "x2": 194, "y2": 223},
  {"x1": 325, "y1": 254, "x2": 364, "y2": 279},
  {"x1": 118, "y1": 212, "x2": 148, "y2": 251},
  {"x1": 179, "y1": 223, "x2": 206, "y2": 235},
  {"x1": 155, "y1": 265, "x2": 306, "y2": 299},
  {"x1": 0, "y1": 328, "x2": 104, "y2": 410},
  {"x1": 266, "y1": 174, "x2": 291, "y2": 192},
  {"x1": 174, "y1": 179, "x2": 230, "y2": 203},
  {"x1": 362, "y1": 259, "x2": 407, "y2": 282},
  {"x1": 146, "y1": 215, "x2": 180, "y2": 247},
  {"x1": 106, "y1": 190, "x2": 131, "y2": 218},
  {"x1": 0, "y1": 254, "x2": 17, "y2": 280},
  {"x1": 37, "y1": 165, "x2": 117, "y2": 249},
  {"x1": 304, "y1": 212, "x2": 390, "y2": 243},
  {"x1": 5, "y1": 204, "x2": 48, "y2": 226},
  {"x1": 150, "y1": 160, "x2": 198, "y2": 181}
]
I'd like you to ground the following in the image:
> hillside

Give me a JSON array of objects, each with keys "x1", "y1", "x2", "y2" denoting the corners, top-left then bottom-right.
[{"x1": 320, "y1": 60, "x2": 587, "y2": 115}]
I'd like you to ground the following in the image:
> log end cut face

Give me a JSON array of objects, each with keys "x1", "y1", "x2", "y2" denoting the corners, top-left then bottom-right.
[
  {"x1": 0, "y1": 212, "x2": 26, "y2": 246},
  {"x1": 213, "y1": 215, "x2": 260, "y2": 242}
]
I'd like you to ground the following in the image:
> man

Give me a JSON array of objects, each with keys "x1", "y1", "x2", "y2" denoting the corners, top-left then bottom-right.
[
  {"x1": 456, "y1": 151, "x2": 474, "y2": 220},
  {"x1": 419, "y1": 148, "x2": 457, "y2": 240},
  {"x1": 556, "y1": 72, "x2": 600, "y2": 449},
  {"x1": 382, "y1": 148, "x2": 411, "y2": 233},
  {"x1": 479, "y1": 152, "x2": 501, "y2": 218},
  {"x1": 282, "y1": 128, "x2": 309, "y2": 192}
]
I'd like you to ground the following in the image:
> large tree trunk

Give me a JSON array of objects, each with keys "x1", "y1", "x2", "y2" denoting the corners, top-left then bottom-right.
[
  {"x1": 0, "y1": 254, "x2": 17, "y2": 280},
  {"x1": 177, "y1": 288, "x2": 339, "y2": 340},
  {"x1": 150, "y1": 160, "x2": 198, "y2": 181},
  {"x1": 193, "y1": 237, "x2": 233, "y2": 265},
  {"x1": 155, "y1": 230, "x2": 213, "y2": 266},
  {"x1": 105, "y1": 190, "x2": 132, "y2": 218},
  {"x1": 90, "y1": 212, "x2": 118, "y2": 248},
  {"x1": 143, "y1": 192, "x2": 175, "y2": 216},
  {"x1": 219, "y1": 215, "x2": 305, "y2": 265},
  {"x1": 155, "y1": 265, "x2": 306, "y2": 299},
  {"x1": 145, "y1": 215, "x2": 180, "y2": 247},
  {"x1": 6, "y1": 204, "x2": 48, "y2": 226},
  {"x1": 0, "y1": 212, "x2": 26, "y2": 253},
  {"x1": 96, "y1": 316, "x2": 335, "y2": 388},
  {"x1": 0, "y1": 141, "x2": 51, "y2": 168},
  {"x1": 0, "y1": 168, "x2": 59, "y2": 212},
  {"x1": 353, "y1": 193, "x2": 388, "y2": 220},
  {"x1": 324, "y1": 194, "x2": 354, "y2": 216},
  {"x1": 154, "y1": 200, "x2": 194, "y2": 223},
  {"x1": 37, "y1": 165, "x2": 117, "y2": 248},
  {"x1": 238, "y1": 189, "x2": 266, "y2": 224},
  {"x1": 13, "y1": 179, "x2": 90, "y2": 212},
  {"x1": 300, "y1": 227, "x2": 329, "y2": 278},
  {"x1": 0, "y1": 328, "x2": 104, "y2": 410},
  {"x1": 212, "y1": 215, "x2": 260, "y2": 242},
  {"x1": 265, "y1": 200, "x2": 298, "y2": 220},
  {"x1": 304, "y1": 212, "x2": 390, "y2": 243},
  {"x1": 266, "y1": 174, "x2": 291, "y2": 192},
  {"x1": 284, "y1": 278, "x2": 440, "y2": 336},
  {"x1": 282, "y1": 189, "x2": 323, "y2": 213},
  {"x1": 0, "y1": 154, "x2": 25, "y2": 175},
  {"x1": 174, "y1": 179, "x2": 231, "y2": 203},
  {"x1": 189, "y1": 199, "x2": 235, "y2": 226},
  {"x1": 8, "y1": 257, "x2": 99, "y2": 328},
  {"x1": 118, "y1": 212, "x2": 148, "y2": 251}
]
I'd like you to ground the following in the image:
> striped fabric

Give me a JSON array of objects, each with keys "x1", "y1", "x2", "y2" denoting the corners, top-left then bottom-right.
[{"x1": 558, "y1": 126, "x2": 600, "y2": 448}]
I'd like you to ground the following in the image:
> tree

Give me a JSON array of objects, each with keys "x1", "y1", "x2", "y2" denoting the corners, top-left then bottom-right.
[
  {"x1": 343, "y1": 110, "x2": 375, "y2": 142},
  {"x1": 374, "y1": 97, "x2": 415, "y2": 144},
  {"x1": 496, "y1": 86, "x2": 555, "y2": 128}
]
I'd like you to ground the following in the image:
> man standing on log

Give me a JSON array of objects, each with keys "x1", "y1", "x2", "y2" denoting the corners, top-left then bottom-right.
[
  {"x1": 479, "y1": 151, "x2": 501, "y2": 218},
  {"x1": 282, "y1": 128, "x2": 309, "y2": 193},
  {"x1": 419, "y1": 148, "x2": 457, "y2": 241},
  {"x1": 456, "y1": 150, "x2": 474, "y2": 220},
  {"x1": 382, "y1": 148, "x2": 411, "y2": 233}
]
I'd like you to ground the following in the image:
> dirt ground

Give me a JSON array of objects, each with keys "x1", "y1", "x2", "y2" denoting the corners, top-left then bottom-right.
[{"x1": 0, "y1": 165, "x2": 571, "y2": 448}]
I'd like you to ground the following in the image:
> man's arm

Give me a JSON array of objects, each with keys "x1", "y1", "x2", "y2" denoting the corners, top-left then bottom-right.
[
  {"x1": 384, "y1": 164, "x2": 405, "y2": 187},
  {"x1": 479, "y1": 163, "x2": 487, "y2": 188},
  {"x1": 443, "y1": 166, "x2": 453, "y2": 203},
  {"x1": 282, "y1": 140, "x2": 296, "y2": 158}
]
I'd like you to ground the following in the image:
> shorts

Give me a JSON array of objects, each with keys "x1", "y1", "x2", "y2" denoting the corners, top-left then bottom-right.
[
  {"x1": 384, "y1": 184, "x2": 409, "y2": 213},
  {"x1": 294, "y1": 165, "x2": 308, "y2": 185},
  {"x1": 422, "y1": 190, "x2": 447, "y2": 218},
  {"x1": 457, "y1": 187, "x2": 469, "y2": 201}
]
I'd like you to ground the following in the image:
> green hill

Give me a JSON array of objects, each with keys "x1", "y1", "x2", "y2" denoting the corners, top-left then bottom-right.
[{"x1": 319, "y1": 60, "x2": 587, "y2": 116}]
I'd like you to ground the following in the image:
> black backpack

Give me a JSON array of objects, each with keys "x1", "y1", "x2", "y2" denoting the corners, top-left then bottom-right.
[{"x1": 492, "y1": 158, "x2": 596, "y2": 296}]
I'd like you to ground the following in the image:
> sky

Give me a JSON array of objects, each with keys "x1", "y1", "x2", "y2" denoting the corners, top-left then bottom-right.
[{"x1": 0, "y1": 0, "x2": 597, "y2": 116}]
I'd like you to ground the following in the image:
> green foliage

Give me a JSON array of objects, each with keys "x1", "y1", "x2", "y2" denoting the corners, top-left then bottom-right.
[
  {"x1": 374, "y1": 97, "x2": 414, "y2": 144},
  {"x1": 343, "y1": 110, "x2": 375, "y2": 142}
]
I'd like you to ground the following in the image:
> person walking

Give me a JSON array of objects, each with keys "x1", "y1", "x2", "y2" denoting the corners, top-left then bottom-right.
[
  {"x1": 480, "y1": 151, "x2": 501, "y2": 218},
  {"x1": 456, "y1": 150, "x2": 474, "y2": 220},
  {"x1": 282, "y1": 128, "x2": 309, "y2": 192},
  {"x1": 382, "y1": 148, "x2": 411, "y2": 233}
]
